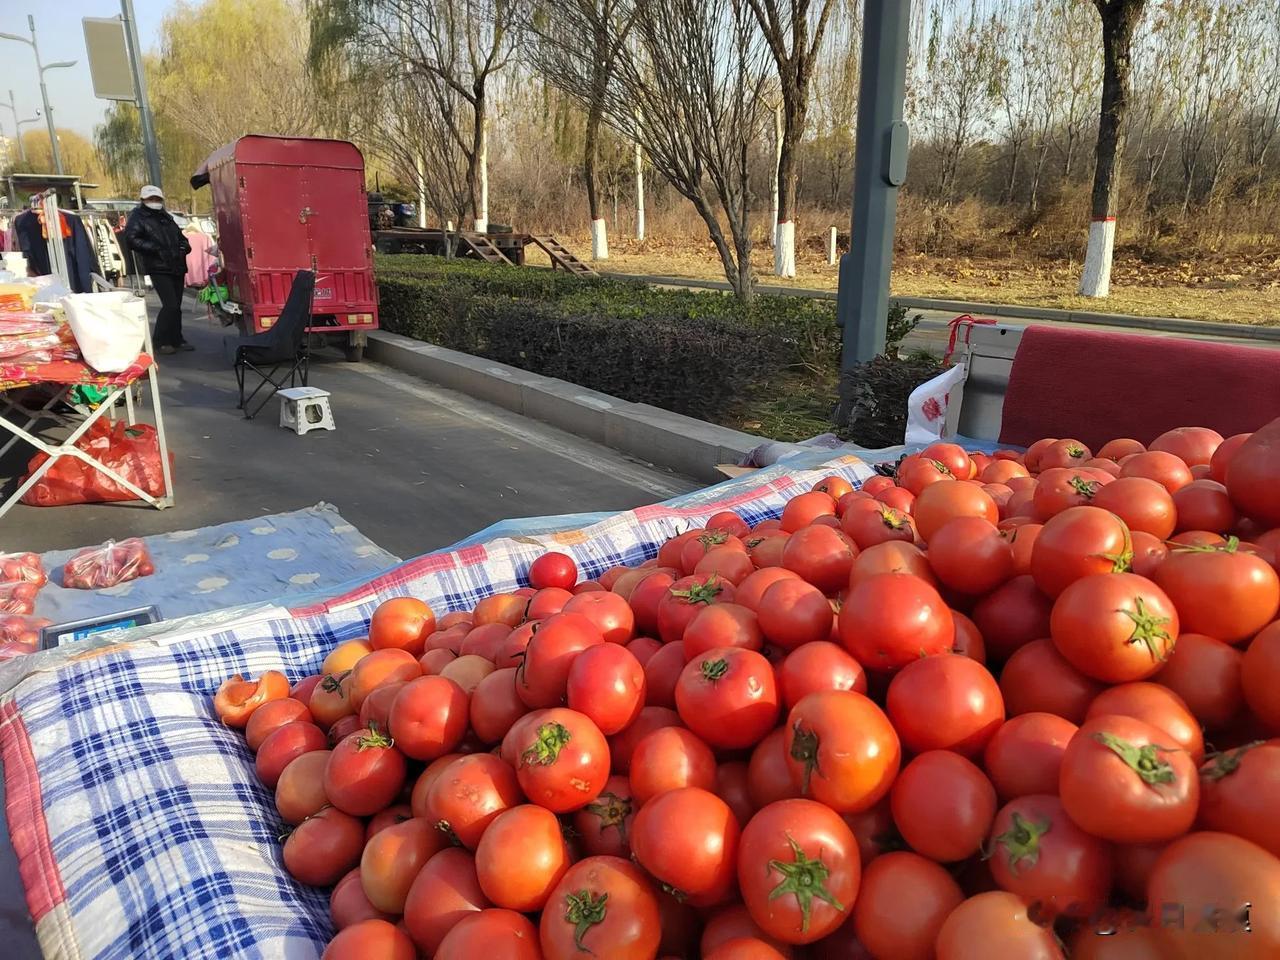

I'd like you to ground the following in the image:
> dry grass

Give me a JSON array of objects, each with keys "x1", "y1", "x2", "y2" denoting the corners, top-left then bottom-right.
[{"x1": 547, "y1": 232, "x2": 1280, "y2": 326}]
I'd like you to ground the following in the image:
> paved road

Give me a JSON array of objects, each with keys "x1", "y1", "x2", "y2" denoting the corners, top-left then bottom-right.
[{"x1": 0, "y1": 294, "x2": 697, "y2": 557}]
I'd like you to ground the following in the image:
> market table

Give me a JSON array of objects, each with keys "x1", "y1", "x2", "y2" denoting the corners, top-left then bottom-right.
[
  {"x1": 0, "y1": 452, "x2": 874, "y2": 960},
  {"x1": 0, "y1": 352, "x2": 173, "y2": 518}
]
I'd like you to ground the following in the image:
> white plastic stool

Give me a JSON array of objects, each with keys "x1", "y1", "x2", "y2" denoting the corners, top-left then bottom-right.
[{"x1": 278, "y1": 386, "x2": 335, "y2": 435}]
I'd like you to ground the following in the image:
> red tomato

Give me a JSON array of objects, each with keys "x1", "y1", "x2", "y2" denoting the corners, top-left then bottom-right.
[
  {"x1": 971, "y1": 575, "x2": 1052, "y2": 660},
  {"x1": 512, "y1": 707, "x2": 609, "y2": 812},
  {"x1": 538, "y1": 856, "x2": 661, "y2": 960},
  {"x1": 246, "y1": 697, "x2": 312, "y2": 752},
  {"x1": 518, "y1": 611, "x2": 605, "y2": 708},
  {"x1": 736, "y1": 568, "x2": 801, "y2": 612},
  {"x1": 642, "y1": 639, "x2": 686, "y2": 708},
  {"x1": 849, "y1": 540, "x2": 934, "y2": 586},
  {"x1": 999, "y1": 638, "x2": 1102, "y2": 722},
  {"x1": 701, "y1": 904, "x2": 793, "y2": 958},
  {"x1": 1198, "y1": 741, "x2": 1280, "y2": 858},
  {"x1": 1004, "y1": 522, "x2": 1041, "y2": 575},
  {"x1": 322, "y1": 919, "x2": 416, "y2": 960},
  {"x1": 1150, "y1": 426, "x2": 1223, "y2": 466},
  {"x1": 1038, "y1": 438, "x2": 1093, "y2": 470},
  {"x1": 748, "y1": 727, "x2": 800, "y2": 809},
  {"x1": 1153, "y1": 632, "x2": 1243, "y2": 730},
  {"x1": 475, "y1": 804, "x2": 572, "y2": 911},
  {"x1": 1147, "y1": 832, "x2": 1280, "y2": 960},
  {"x1": 886, "y1": 654, "x2": 1004, "y2": 757},
  {"x1": 438, "y1": 654, "x2": 493, "y2": 694},
  {"x1": 632, "y1": 787, "x2": 740, "y2": 906},
  {"x1": 840, "y1": 503, "x2": 916, "y2": 551},
  {"x1": 424, "y1": 753, "x2": 523, "y2": 849},
  {"x1": 1030, "y1": 505, "x2": 1133, "y2": 597},
  {"x1": 682, "y1": 530, "x2": 747, "y2": 575},
  {"x1": 387, "y1": 675, "x2": 468, "y2": 761},
  {"x1": 934, "y1": 890, "x2": 1065, "y2": 960},
  {"x1": 983, "y1": 712, "x2": 1077, "y2": 800},
  {"x1": 369, "y1": 597, "x2": 436, "y2": 657},
  {"x1": 213, "y1": 670, "x2": 290, "y2": 728},
  {"x1": 1154, "y1": 540, "x2": 1279, "y2": 644},
  {"x1": 562, "y1": 589, "x2": 635, "y2": 644},
  {"x1": 951, "y1": 610, "x2": 986, "y2": 662},
  {"x1": 365, "y1": 804, "x2": 412, "y2": 841},
  {"x1": 874, "y1": 485, "x2": 916, "y2": 514},
  {"x1": 566, "y1": 643, "x2": 645, "y2": 735},
  {"x1": 434, "y1": 909, "x2": 540, "y2": 959},
  {"x1": 697, "y1": 547, "x2": 756, "y2": 586},
  {"x1": 525, "y1": 588, "x2": 572, "y2": 621},
  {"x1": 898, "y1": 457, "x2": 955, "y2": 496},
  {"x1": 573, "y1": 774, "x2": 636, "y2": 858},
  {"x1": 912, "y1": 480, "x2": 999, "y2": 542},
  {"x1": 1059, "y1": 714, "x2": 1199, "y2": 843},
  {"x1": 776, "y1": 641, "x2": 866, "y2": 709},
  {"x1": 256, "y1": 721, "x2": 327, "y2": 789},
  {"x1": 1050, "y1": 573, "x2": 1179, "y2": 682},
  {"x1": 283, "y1": 805, "x2": 364, "y2": 886},
  {"x1": 684, "y1": 603, "x2": 763, "y2": 660},
  {"x1": 757, "y1": 579, "x2": 833, "y2": 651},
  {"x1": 890, "y1": 751, "x2": 996, "y2": 862},
  {"x1": 717, "y1": 762, "x2": 756, "y2": 826},
  {"x1": 927, "y1": 516, "x2": 1013, "y2": 594},
  {"x1": 358, "y1": 680, "x2": 407, "y2": 732},
  {"x1": 1086, "y1": 682, "x2": 1204, "y2": 763},
  {"x1": 982, "y1": 459, "x2": 1031, "y2": 484},
  {"x1": 987, "y1": 794, "x2": 1112, "y2": 917},
  {"x1": 1129, "y1": 529, "x2": 1169, "y2": 577},
  {"x1": 629, "y1": 725, "x2": 716, "y2": 805},
  {"x1": 785, "y1": 691, "x2": 900, "y2": 813},
  {"x1": 709, "y1": 510, "x2": 752, "y2": 538},
  {"x1": 330, "y1": 868, "x2": 393, "y2": 931},
  {"x1": 630, "y1": 572, "x2": 676, "y2": 636},
  {"x1": 780, "y1": 491, "x2": 837, "y2": 532},
  {"x1": 745, "y1": 532, "x2": 791, "y2": 569},
  {"x1": 1119, "y1": 450, "x2": 1194, "y2": 493},
  {"x1": 607, "y1": 705, "x2": 681, "y2": 774},
  {"x1": 837, "y1": 573, "x2": 954, "y2": 672},
  {"x1": 349, "y1": 648, "x2": 422, "y2": 710},
  {"x1": 275, "y1": 749, "x2": 331, "y2": 825},
  {"x1": 1095, "y1": 437, "x2": 1144, "y2": 460},
  {"x1": 781, "y1": 525, "x2": 856, "y2": 594},
  {"x1": 676, "y1": 647, "x2": 779, "y2": 749},
  {"x1": 493, "y1": 621, "x2": 537, "y2": 669},
  {"x1": 1089, "y1": 476, "x2": 1176, "y2": 538},
  {"x1": 360, "y1": 817, "x2": 445, "y2": 914},
  {"x1": 1242, "y1": 621, "x2": 1280, "y2": 733},
  {"x1": 469, "y1": 667, "x2": 528, "y2": 744},
  {"x1": 852, "y1": 851, "x2": 963, "y2": 960},
  {"x1": 475, "y1": 593, "x2": 533, "y2": 628},
  {"x1": 737, "y1": 799, "x2": 859, "y2": 944},
  {"x1": 1209, "y1": 431, "x2": 1250, "y2": 483},
  {"x1": 325, "y1": 714, "x2": 361, "y2": 747},
  {"x1": 529, "y1": 552, "x2": 578, "y2": 590},
  {"x1": 402, "y1": 847, "x2": 491, "y2": 955},
  {"x1": 291, "y1": 674, "x2": 323, "y2": 706},
  {"x1": 624, "y1": 635, "x2": 662, "y2": 668},
  {"x1": 1172, "y1": 479, "x2": 1238, "y2": 533}
]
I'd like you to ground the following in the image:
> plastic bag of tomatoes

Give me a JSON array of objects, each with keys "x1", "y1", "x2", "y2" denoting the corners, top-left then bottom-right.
[
  {"x1": 0, "y1": 580, "x2": 40, "y2": 615},
  {"x1": 0, "y1": 614, "x2": 50, "y2": 659},
  {"x1": 62, "y1": 538, "x2": 155, "y2": 590},
  {"x1": 0, "y1": 551, "x2": 46, "y2": 586}
]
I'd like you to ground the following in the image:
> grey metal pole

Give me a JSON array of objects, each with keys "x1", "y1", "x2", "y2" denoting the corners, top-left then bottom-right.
[
  {"x1": 7, "y1": 91, "x2": 27, "y2": 164},
  {"x1": 28, "y1": 16, "x2": 63, "y2": 175},
  {"x1": 835, "y1": 0, "x2": 911, "y2": 367},
  {"x1": 121, "y1": 0, "x2": 162, "y2": 187}
]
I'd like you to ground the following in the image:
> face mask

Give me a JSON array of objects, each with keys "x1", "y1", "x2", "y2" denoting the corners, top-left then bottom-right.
[{"x1": 144, "y1": 201, "x2": 164, "y2": 210}]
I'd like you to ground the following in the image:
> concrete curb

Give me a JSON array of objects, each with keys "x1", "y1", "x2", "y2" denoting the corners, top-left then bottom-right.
[
  {"x1": 600, "y1": 271, "x2": 1280, "y2": 343},
  {"x1": 365, "y1": 332, "x2": 760, "y2": 482}
]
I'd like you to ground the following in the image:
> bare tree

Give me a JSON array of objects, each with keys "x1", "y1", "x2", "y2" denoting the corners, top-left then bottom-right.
[
  {"x1": 309, "y1": 0, "x2": 515, "y2": 231},
  {"x1": 747, "y1": 0, "x2": 838, "y2": 277},
  {"x1": 525, "y1": 0, "x2": 637, "y2": 259},
  {"x1": 1239, "y1": 0, "x2": 1280, "y2": 199},
  {"x1": 1079, "y1": 0, "x2": 1148, "y2": 297}
]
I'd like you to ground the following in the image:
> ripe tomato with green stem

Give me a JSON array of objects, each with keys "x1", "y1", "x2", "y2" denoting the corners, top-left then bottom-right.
[
  {"x1": 1029, "y1": 505, "x2": 1133, "y2": 597},
  {"x1": 675, "y1": 647, "x2": 779, "y2": 749},
  {"x1": 513, "y1": 707, "x2": 610, "y2": 812},
  {"x1": 784, "y1": 690, "x2": 900, "y2": 813},
  {"x1": 423, "y1": 753, "x2": 523, "y2": 849},
  {"x1": 517, "y1": 612, "x2": 605, "y2": 708},
  {"x1": 1050, "y1": 573, "x2": 1179, "y2": 683},
  {"x1": 1154, "y1": 537, "x2": 1279, "y2": 644},
  {"x1": 539, "y1": 856, "x2": 661, "y2": 960},
  {"x1": 573, "y1": 774, "x2": 635, "y2": 858},
  {"x1": 1059, "y1": 714, "x2": 1199, "y2": 844},
  {"x1": 322, "y1": 722, "x2": 406, "y2": 816},
  {"x1": 737, "y1": 799, "x2": 860, "y2": 944},
  {"x1": 1198, "y1": 740, "x2": 1280, "y2": 857},
  {"x1": 657, "y1": 574, "x2": 736, "y2": 644}
]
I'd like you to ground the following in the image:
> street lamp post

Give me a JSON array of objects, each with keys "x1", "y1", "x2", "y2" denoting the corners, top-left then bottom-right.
[
  {"x1": 0, "y1": 16, "x2": 77, "y2": 175},
  {"x1": 3, "y1": 91, "x2": 39, "y2": 165}
]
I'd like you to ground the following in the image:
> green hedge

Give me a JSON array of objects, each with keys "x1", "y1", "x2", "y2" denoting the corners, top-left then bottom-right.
[{"x1": 375, "y1": 256, "x2": 840, "y2": 420}]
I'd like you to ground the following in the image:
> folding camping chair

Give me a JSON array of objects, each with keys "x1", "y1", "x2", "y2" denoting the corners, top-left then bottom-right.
[{"x1": 228, "y1": 269, "x2": 315, "y2": 419}]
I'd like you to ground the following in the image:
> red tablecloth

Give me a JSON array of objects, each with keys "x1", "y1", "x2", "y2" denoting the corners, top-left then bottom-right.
[{"x1": 0, "y1": 354, "x2": 153, "y2": 392}]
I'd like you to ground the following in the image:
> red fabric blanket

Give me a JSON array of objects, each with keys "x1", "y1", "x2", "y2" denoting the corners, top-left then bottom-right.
[{"x1": 999, "y1": 325, "x2": 1280, "y2": 448}]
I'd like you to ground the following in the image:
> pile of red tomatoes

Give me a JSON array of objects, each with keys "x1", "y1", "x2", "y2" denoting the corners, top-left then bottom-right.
[{"x1": 213, "y1": 417, "x2": 1280, "y2": 960}]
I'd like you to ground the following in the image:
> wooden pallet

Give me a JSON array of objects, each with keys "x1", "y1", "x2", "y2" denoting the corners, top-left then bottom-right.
[
  {"x1": 459, "y1": 232, "x2": 514, "y2": 265},
  {"x1": 529, "y1": 235, "x2": 598, "y2": 277}
]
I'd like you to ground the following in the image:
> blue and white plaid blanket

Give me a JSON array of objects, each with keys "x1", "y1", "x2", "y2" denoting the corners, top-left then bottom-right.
[{"x1": 0, "y1": 454, "x2": 873, "y2": 959}]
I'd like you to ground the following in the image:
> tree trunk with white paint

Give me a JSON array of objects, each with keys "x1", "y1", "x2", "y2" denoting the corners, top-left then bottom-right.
[
  {"x1": 634, "y1": 140, "x2": 645, "y2": 241},
  {"x1": 475, "y1": 116, "x2": 489, "y2": 234},
  {"x1": 770, "y1": 103, "x2": 782, "y2": 252},
  {"x1": 828, "y1": 226, "x2": 837, "y2": 265},
  {"x1": 774, "y1": 99, "x2": 796, "y2": 278},
  {"x1": 591, "y1": 218, "x2": 609, "y2": 259},
  {"x1": 415, "y1": 154, "x2": 427, "y2": 228},
  {"x1": 1079, "y1": 0, "x2": 1145, "y2": 298}
]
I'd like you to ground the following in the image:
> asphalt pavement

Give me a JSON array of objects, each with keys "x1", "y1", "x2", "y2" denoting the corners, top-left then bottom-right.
[{"x1": 0, "y1": 292, "x2": 697, "y2": 557}]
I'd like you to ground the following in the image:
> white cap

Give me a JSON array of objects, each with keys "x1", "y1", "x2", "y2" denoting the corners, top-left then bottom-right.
[{"x1": 140, "y1": 185, "x2": 164, "y2": 200}]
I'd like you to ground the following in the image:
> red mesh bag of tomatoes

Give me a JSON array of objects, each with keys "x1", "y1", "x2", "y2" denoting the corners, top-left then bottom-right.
[
  {"x1": 0, "y1": 551, "x2": 47, "y2": 586},
  {"x1": 62, "y1": 538, "x2": 156, "y2": 590}
]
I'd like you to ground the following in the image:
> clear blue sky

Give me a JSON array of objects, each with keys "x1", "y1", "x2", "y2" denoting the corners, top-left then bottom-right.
[{"x1": 0, "y1": 1, "x2": 168, "y2": 140}]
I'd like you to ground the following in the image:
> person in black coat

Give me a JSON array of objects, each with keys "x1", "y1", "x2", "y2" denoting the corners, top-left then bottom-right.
[{"x1": 124, "y1": 185, "x2": 192, "y2": 354}]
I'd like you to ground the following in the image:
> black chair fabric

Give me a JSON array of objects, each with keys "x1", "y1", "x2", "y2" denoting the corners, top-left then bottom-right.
[{"x1": 231, "y1": 269, "x2": 315, "y2": 418}]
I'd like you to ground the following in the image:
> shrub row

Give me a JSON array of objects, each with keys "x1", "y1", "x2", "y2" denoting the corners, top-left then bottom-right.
[{"x1": 374, "y1": 256, "x2": 840, "y2": 420}]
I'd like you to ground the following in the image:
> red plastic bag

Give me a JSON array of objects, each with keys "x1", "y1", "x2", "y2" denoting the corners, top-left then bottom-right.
[
  {"x1": 0, "y1": 581, "x2": 39, "y2": 615},
  {"x1": 0, "y1": 551, "x2": 46, "y2": 585},
  {"x1": 63, "y1": 538, "x2": 155, "y2": 590},
  {"x1": 0, "y1": 615, "x2": 50, "y2": 660},
  {"x1": 22, "y1": 420, "x2": 172, "y2": 506}
]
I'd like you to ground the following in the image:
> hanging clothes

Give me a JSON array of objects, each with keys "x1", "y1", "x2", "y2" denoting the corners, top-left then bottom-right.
[
  {"x1": 184, "y1": 228, "x2": 218, "y2": 287},
  {"x1": 12, "y1": 208, "x2": 99, "y2": 292}
]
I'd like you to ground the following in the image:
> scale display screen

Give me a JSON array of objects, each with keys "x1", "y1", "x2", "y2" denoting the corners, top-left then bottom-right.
[{"x1": 40, "y1": 606, "x2": 162, "y2": 649}]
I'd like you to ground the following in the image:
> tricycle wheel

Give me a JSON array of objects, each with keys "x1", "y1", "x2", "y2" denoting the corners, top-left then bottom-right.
[{"x1": 344, "y1": 343, "x2": 365, "y2": 363}]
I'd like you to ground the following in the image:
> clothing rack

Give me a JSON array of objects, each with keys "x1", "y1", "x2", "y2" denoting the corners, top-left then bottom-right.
[{"x1": 38, "y1": 190, "x2": 71, "y2": 289}]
